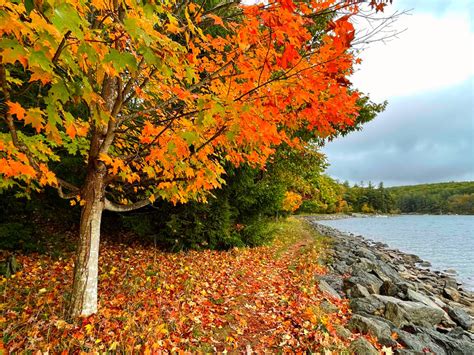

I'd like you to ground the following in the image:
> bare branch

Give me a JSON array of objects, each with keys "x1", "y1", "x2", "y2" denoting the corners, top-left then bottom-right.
[
  {"x1": 104, "y1": 197, "x2": 151, "y2": 212},
  {"x1": 52, "y1": 31, "x2": 72, "y2": 63}
]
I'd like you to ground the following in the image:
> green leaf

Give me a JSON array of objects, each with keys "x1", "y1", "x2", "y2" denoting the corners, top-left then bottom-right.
[
  {"x1": 52, "y1": 3, "x2": 84, "y2": 39},
  {"x1": 49, "y1": 80, "x2": 70, "y2": 104},
  {"x1": 124, "y1": 18, "x2": 153, "y2": 45},
  {"x1": 139, "y1": 46, "x2": 161, "y2": 67},
  {"x1": 29, "y1": 51, "x2": 53, "y2": 72},
  {"x1": 78, "y1": 43, "x2": 99, "y2": 65},
  {"x1": 104, "y1": 49, "x2": 138, "y2": 73},
  {"x1": 181, "y1": 131, "x2": 198, "y2": 145},
  {"x1": 167, "y1": 141, "x2": 176, "y2": 154},
  {"x1": 212, "y1": 102, "x2": 225, "y2": 115},
  {"x1": 185, "y1": 67, "x2": 196, "y2": 85},
  {"x1": 0, "y1": 38, "x2": 27, "y2": 64},
  {"x1": 24, "y1": 0, "x2": 35, "y2": 14}
]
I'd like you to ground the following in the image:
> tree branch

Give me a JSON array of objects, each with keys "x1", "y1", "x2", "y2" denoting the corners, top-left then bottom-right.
[
  {"x1": 52, "y1": 31, "x2": 72, "y2": 64},
  {"x1": 104, "y1": 197, "x2": 151, "y2": 212}
]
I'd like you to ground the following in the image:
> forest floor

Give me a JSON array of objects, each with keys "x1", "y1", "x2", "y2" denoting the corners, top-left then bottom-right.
[{"x1": 1, "y1": 217, "x2": 376, "y2": 353}]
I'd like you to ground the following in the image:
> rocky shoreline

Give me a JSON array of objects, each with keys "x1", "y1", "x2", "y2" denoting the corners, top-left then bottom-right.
[{"x1": 304, "y1": 216, "x2": 474, "y2": 354}]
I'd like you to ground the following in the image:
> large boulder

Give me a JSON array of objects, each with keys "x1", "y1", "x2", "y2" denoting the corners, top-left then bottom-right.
[
  {"x1": 443, "y1": 287, "x2": 461, "y2": 302},
  {"x1": 421, "y1": 327, "x2": 474, "y2": 354},
  {"x1": 315, "y1": 274, "x2": 343, "y2": 293},
  {"x1": 318, "y1": 279, "x2": 341, "y2": 300},
  {"x1": 354, "y1": 246, "x2": 377, "y2": 261},
  {"x1": 347, "y1": 284, "x2": 371, "y2": 299},
  {"x1": 350, "y1": 295, "x2": 385, "y2": 315},
  {"x1": 406, "y1": 289, "x2": 456, "y2": 327},
  {"x1": 372, "y1": 295, "x2": 445, "y2": 328},
  {"x1": 344, "y1": 271, "x2": 383, "y2": 294},
  {"x1": 373, "y1": 260, "x2": 403, "y2": 284},
  {"x1": 447, "y1": 306, "x2": 474, "y2": 331},
  {"x1": 395, "y1": 329, "x2": 446, "y2": 354},
  {"x1": 348, "y1": 314, "x2": 396, "y2": 346},
  {"x1": 380, "y1": 280, "x2": 401, "y2": 297},
  {"x1": 349, "y1": 337, "x2": 379, "y2": 355}
]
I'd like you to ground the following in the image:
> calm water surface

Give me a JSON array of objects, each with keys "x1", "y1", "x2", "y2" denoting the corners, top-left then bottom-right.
[{"x1": 317, "y1": 215, "x2": 474, "y2": 290}]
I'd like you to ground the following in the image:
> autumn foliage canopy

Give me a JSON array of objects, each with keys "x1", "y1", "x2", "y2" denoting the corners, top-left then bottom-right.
[{"x1": 0, "y1": 0, "x2": 371, "y2": 206}]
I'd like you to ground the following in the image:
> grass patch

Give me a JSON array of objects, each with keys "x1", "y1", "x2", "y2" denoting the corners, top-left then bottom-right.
[{"x1": 265, "y1": 216, "x2": 331, "y2": 258}]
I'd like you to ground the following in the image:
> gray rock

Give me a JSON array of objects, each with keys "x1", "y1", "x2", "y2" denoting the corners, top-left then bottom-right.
[
  {"x1": 348, "y1": 284, "x2": 371, "y2": 299},
  {"x1": 320, "y1": 300, "x2": 339, "y2": 314},
  {"x1": 443, "y1": 287, "x2": 461, "y2": 302},
  {"x1": 421, "y1": 327, "x2": 474, "y2": 354},
  {"x1": 344, "y1": 271, "x2": 383, "y2": 294},
  {"x1": 444, "y1": 268, "x2": 458, "y2": 275},
  {"x1": 380, "y1": 280, "x2": 401, "y2": 297},
  {"x1": 349, "y1": 337, "x2": 379, "y2": 355},
  {"x1": 402, "y1": 253, "x2": 423, "y2": 264},
  {"x1": 315, "y1": 274, "x2": 343, "y2": 293},
  {"x1": 332, "y1": 262, "x2": 350, "y2": 274},
  {"x1": 430, "y1": 296, "x2": 447, "y2": 309},
  {"x1": 396, "y1": 264, "x2": 407, "y2": 272},
  {"x1": 443, "y1": 277, "x2": 458, "y2": 289},
  {"x1": 318, "y1": 279, "x2": 341, "y2": 300},
  {"x1": 373, "y1": 261, "x2": 403, "y2": 283},
  {"x1": 335, "y1": 325, "x2": 352, "y2": 339},
  {"x1": 395, "y1": 329, "x2": 446, "y2": 354},
  {"x1": 447, "y1": 306, "x2": 474, "y2": 331},
  {"x1": 448, "y1": 327, "x2": 474, "y2": 342},
  {"x1": 406, "y1": 290, "x2": 443, "y2": 311},
  {"x1": 372, "y1": 296, "x2": 445, "y2": 327},
  {"x1": 355, "y1": 247, "x2": 377, "y2": 261},
  {"x1": 407, "y1": 289, "x2": 456, "y2": 327},
  {"x1": 350, "y1": 296, "x2": 385, "y2": 316},
  {"x1": 348, "y1": 314, "x2": 396, "y2": 346}
]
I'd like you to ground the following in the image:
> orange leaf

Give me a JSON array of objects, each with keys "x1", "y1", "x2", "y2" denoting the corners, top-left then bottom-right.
[
  {"x1": 66, "y1": 123, "x2": 77, "y2": 139},
  {"x1": 7, "y1": 101, "x2": 26, "y2": 119},
  {"x1": 24, "y1": 108, "x2": 44, "y2": 133},
  {"x1": 207, "y1": 14, "x2": 224, "y2": 26},
  {"x1": 29, "y1": 68, "x2": 54, "y2": 85}
]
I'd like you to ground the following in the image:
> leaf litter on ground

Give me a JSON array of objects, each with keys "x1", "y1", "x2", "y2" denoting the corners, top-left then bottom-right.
[{"x1": 1, "y1": 217, "x2": 381, "y2": 353}]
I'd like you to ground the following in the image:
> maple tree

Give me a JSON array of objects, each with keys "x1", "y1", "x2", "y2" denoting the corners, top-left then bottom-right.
[{"x1": 1, "y1": 0, "x2": 392, "y2": 318}]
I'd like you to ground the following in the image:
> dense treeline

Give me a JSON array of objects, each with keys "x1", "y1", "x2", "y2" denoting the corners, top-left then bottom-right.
[
  {"x1": 2, "y1": 171, "x2": 472, "y2": 256},
  {"x1": 388, "y1": 181, "x2": 474, "y2": 215},
  {"x1": 298, "y1": 179, "x2": 474, "y2": 215}
]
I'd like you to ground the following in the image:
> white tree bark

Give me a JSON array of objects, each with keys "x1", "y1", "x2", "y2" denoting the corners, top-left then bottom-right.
[{"x1": 69, "y1": 171, "x2": 105, "y2": 318}]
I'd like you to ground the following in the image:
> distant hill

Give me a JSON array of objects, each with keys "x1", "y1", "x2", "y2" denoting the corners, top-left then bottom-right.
[{"x1": 388, "y1": 181, "x2": 474, "y2": 214}]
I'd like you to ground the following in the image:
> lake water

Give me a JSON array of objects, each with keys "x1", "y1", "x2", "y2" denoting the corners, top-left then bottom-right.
[{"x1": 317, "y1": 215, "x2": 474, "y2": 291}]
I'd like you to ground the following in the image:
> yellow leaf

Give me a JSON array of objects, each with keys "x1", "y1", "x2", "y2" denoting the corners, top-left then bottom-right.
[
  {"x1": 85, "y1": 323, "x2": 93, "y2": 334},
  {"x1": 109, "y1": 341, "x2": 119, "y2": 351}
]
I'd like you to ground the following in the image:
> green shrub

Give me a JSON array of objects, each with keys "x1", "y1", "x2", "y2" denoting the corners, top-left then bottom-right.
[{"x1": 0, "y1": 222, "x2": 43, "y2": 253}]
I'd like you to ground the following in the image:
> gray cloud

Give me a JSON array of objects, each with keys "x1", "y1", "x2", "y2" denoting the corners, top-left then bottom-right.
[{"x1": 322, "y1": 79, "x2": 474, "y2": 186}]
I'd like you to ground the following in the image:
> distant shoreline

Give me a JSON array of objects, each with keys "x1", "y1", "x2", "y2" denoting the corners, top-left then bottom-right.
[{"x1": 305, "y1": 212, "x2": 474, "y2": 220}]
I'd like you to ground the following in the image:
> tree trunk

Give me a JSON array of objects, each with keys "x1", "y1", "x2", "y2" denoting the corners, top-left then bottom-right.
[{"x1": 69, "y1": 169, "x2": 105, "y2": 318}]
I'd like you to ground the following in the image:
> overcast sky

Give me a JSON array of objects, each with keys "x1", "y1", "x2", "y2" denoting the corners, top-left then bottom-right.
[{"x1": 323, "y1": 0, "x2": 474, "y2": 186}]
